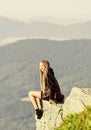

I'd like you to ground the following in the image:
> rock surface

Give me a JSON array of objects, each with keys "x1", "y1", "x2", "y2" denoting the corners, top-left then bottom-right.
[{"x1": 36, "y1": 86, "x2": 91, "y2": 130}]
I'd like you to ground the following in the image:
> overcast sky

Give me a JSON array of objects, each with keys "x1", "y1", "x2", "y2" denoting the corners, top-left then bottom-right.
[{"x1": 0, "y1": 0, "x2": 91, "y2": 22}]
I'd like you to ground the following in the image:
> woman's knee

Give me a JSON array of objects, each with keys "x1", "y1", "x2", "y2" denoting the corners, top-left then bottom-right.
[
  {"x1": 28, "y1": 91, "x2": 41, "y2": 99},
  {"x1": 28, "y1": 91, "x2": 33, "y2": 98}
]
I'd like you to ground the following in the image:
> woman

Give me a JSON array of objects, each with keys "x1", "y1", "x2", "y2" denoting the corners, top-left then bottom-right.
[{"x1": 28, "y1": 60, "x2": 64, "y2": 119}]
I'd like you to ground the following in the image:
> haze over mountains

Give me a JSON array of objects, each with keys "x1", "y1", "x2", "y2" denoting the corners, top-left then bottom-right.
[
  {"x1": 0, "y1": 17, "x2": 91, "y2": 45},
  {"x1": 0, "y1": 16, "x2": 91, "y2": 130}
]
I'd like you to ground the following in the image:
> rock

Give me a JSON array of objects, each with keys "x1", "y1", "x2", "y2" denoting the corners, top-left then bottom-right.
[
  {"x1": 36, "y1": 101, "x2": 63, "y2": 130},
  {"x1": 36, "y1": 86, "x2": 91, "y2": 130}
]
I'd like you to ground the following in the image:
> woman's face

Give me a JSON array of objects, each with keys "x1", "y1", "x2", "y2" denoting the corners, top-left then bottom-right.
[{"x1": 39, "y1": 62, "x2": 45, "y2": 72}]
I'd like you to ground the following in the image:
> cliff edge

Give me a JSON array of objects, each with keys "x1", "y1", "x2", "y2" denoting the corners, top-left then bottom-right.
[{"x1": 35, "y1": 86, "x2": 91, "y2": 130}]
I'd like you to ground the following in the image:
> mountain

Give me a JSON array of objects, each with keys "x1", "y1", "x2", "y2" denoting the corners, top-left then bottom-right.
[
  {"x1": 30, "y1": 16, "x2": 87, "y2": 25},
  {"x1": 0, "y1": 39, "x2": 91, "y2": 130},
  {"x1": 0, "y1": 17, "x2": 91, "y2": 44}
]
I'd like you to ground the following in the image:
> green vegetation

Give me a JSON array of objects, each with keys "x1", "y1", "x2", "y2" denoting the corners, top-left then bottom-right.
[{"x1": 56, "y1": 106, "x2": 91, "y2": 130}]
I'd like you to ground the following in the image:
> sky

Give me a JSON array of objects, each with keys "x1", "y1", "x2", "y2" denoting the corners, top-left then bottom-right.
[{"x1": 0, "y1": 0, "x2": 91, "y2": 22}]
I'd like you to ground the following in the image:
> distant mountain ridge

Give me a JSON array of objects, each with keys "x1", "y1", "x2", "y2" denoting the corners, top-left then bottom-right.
[{"x1": 0, "y1": 17, "x2": 91, "y2": 43}]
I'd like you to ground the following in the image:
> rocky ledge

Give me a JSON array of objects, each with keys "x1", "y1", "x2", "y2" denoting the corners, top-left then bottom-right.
[{"x1": 35, "y1": 86, "x2": 91, "y2": 130}]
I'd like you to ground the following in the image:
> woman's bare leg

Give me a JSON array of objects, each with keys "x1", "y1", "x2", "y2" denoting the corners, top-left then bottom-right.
[{"x1": 28, "y1": 91, "x2": 41, "y2": 109}]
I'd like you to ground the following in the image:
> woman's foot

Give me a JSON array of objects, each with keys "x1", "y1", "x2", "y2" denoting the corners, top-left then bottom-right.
[{"x1": 36, "y1": 109, "x2": 43, "y2": 119}]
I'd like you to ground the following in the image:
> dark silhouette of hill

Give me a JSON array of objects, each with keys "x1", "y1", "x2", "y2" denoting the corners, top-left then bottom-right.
[
  {"x1": 0, "y1": 17, "x2": 91, "y2": 41},
  {"x1": 0, "y1": 39, "x2": 91, "y2": 130}
]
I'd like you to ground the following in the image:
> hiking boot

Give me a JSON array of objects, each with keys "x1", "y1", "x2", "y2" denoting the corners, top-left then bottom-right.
[{"x1": 36, "y1": 109, "x2": 43, "y2": 119}]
